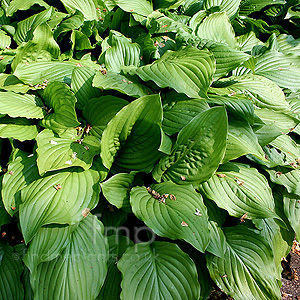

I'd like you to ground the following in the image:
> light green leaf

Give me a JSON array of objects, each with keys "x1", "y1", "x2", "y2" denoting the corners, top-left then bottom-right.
[
  {"x1": 101, "y1": 172, "x2": 136, "y2": 210},
  {"x1": 20, "y1": 167, "x2": 102, "y2": 243},
  {"x1": 39, "y1": 82, "x2": 80, "y2": 134},
  {"x1": 5, "y1": 0, "x2": 49, "y2": 16},
  {"x1": 203, "y1": 0, "x2": 241, "y2": 19},
  {"x1": 153, "y1": 107, "x2": 227, "y2": 185},
  {"x1": 0, "y1": 242, "x2": 24, "y2": 300},
  {"x1": 118, "y1": 241, "x2": 200, "y2": 300},
  {"x1": 113, "y1": 0, "x2": 153, "y2": 16},
  {"x1": 83, "y1": 96, "x2": 128, "y2": 139},
  {"x1": 198, "y1": 162, "x2": 279, "y2": 219},
  {"x1": 101, "y1": 94, "x2": 163, "y2": 173},
  {"x1": 0, "y1": 31, "x2": 11, "y2": 49},
  {"x1": 92, "y1": 71, "x2": 151, "y2": 98},
  {"x1": 277, "y1": 34, "x2": 300, "y2": 56},
  {"x1": 239, "y1": 0, "x2": 285, "y2": 16},
  {"x1": 123, "y1": 47, "x2": 215, "y2": 98},
  {"x1": 0, "y1": 117, "x2": 39, "y2": 141},
  {"x1": 61, "y1": 0, "x2": 98, "y2": 20},
  {"x1": 196, "y1": 12, "x2": 237, "y2": 48},
  {"x1": 36, "y1": 129, "x2": 101, "y2": 175},
  {"x1": 2, "y1": 150, "x2": 40, "y2": 215},
  {"x1": 71, "y1": 66, "x2": 101, "y2": 109},
  {"x1": 206, "y1": 226, "x2": 281, "y2": 300},
  {"x1": 0, "y1": 74, "x2": 30, "y2": 93},
  {"x1": 71, "y1": 30, "x2": 94, "y2": 50},
  {"x1": 237, "y1": 32, "x2": 263, "y2": 52},
  {"x1": 131, "y1": 183, "x2": 210, "y2": 252},
  {"x1": 30, "y1": 215, "x2": 108, "y2": 300},
  {"x1": 283, "y1": 192, "x2": 300, "y2": 240}
]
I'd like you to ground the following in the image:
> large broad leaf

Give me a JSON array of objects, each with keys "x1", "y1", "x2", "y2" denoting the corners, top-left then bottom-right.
[
  {"x1": 39, "y1": 82, "x2": 80, "y2": 134},
  {"x1": 100, "y1": 30, "x2": 141, "y2": 72},
  {"x1": 118, "y1": 241, "x2": 200, "y2": 300},
  {"x1": 255, "y1": 50, "x2": 300, "y2": 92},
  {"x1": 2, "y1": 150, "x2": 40, "y2": 215},
  {"x1": 0, "y1": 117, "x2": 39, "y2": 141},
  {"x1": 5, "y1": 0, "x2": 49, "y2": 16},
  {"x1": 0, "y1": 31, "x2": 11, "y2": 49},
  {"x1": 0, "y1": 242, "x2": 24, "y2": 300},
  {"x1": 239, "y1": 0, "x2": 285, "y2": 15},
  {"x1": 196, "y1": 12, "x2": 237, "y2": 48},
  {"x1": 130, "y1": 183, "x2": 210, "y2": 252},
  {"x1": 60, "y1": 0, "x2": 98, "y2": 20},
  {"x1": 82, "y1": 96, "x2": 128, "y2": 139},
  {"x1": 19, "y1": 166, "x2": 102, "y2": 243},
  {"x1": 97, "y1": 235, "x2": 133, "y2": 300},
  {"x1": 153, "y1": 106, "x2": 227, "y2": 185},
  {"x1": 0, "y1": 91, "x2": 45, "y2": 119},
  {"x1": 92, "y1": 71, "x2": 151, "y2": 98},
  {"x1": 206, "y1": 221, "x2": 227, "y2": 258},
  {"x1": 36, "y1": 129, "x2": 101, "y2": 175},
  {"x1": 198, "y1": 162, "x2": 279, "y2": 219},
  {"x1": 206, "y1": 226, "x2": 281, "y2": 300},
  {"x1": 29, "y1": 215, "x2": 108, "y2": 300},
  {"x1": 0, "y1": 74, "x2": 30, "y2": 93},
  {"x1": 123, "y1": 47, "x2": 215, "y2": 98},
  {"x1": 101, "y1": 94, "x2": 163, "y2": 173},
  {"x1": 71, "y1": 66, "x2": 101, "y2": 109},
  {"x1": 283, "y1": 192, "x2": 300, "y2": 240},
  {"x1": 277, "y1": 34, "x2": 300, "y2": 56},
  {"x1": 220, "y1": 74, "x2": 289, "y2": 111},
  {"x1": 224, "y1": 118, "x2": 265, "y2": 162},
  {"x1": 114, "y1": 0, "x2": 153, "y2": 16},
  {"x1": 203, "y1": 0, "x2": 241, "y2": 19}
]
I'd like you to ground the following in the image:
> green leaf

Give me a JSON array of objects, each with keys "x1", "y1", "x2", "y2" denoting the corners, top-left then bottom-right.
[
  {"x1": 19, "y1": 167, "x2": 102, "y2": 243},
  {"x1": 92, "y1": 71, "x2": 151, "y2": 98},
  {"x1": 101, "y1": 94, "x2": 163, "y2": 173},
  {"x1": 101, "y1": 172, "x2": 136, "y2": 210},
  {"x1": 130, "y1": 183, "x2": 210, "y2": 252},
  {"x1": 39, "y1": 82, "x2": 80, "y2": 134},
  {"x1": 239, "y1": 0, "x2": 285, "y2": 15},
  {"x1": 206, "y1": 221, "x2": 227, "y2": 258},
  {"x1": 29, "y1": 215, "x2": 108, "y2": 300},
  {"x1": 198, "y1": 162, "x2": 279, "y2": 219},
  {"x1": 206, "y1": 226, "x2": 281, "y2": 300},
  {"x1": 82, "y1": 96, "x2": 128, "y2": 139},
  {"x1": 100, "y1": 30, "x2": 141, "y2": 72},
  {"x1": 237, "y1": 31, "x2": 263, "y2": 52},
  {"x1": 36, "y1": 129, "x2": 101, "y2": 175},
  {"x1": 0, "y1": 198, "x2": 12, "y2": 229},
  {"x1": 196, "y1": 12, "x2": 237, "y2": 48},
  {"x1": 0, "y1": 31, "x2": 11, "y2": 49},
  {"x1": 0, "y1": 74, "x2": 30, "y2": 93},
  {"x1": 0, "y1": 91, "x2": 45, "y2": 119},
  {"x1": 123, "y1": 47, "x2": 215, "y2": 98},
  {"x1": 0, "y1": 242, "x2": 24, "y2": 300},
  {"x1": 5, "y1": 0, "x2": 49, "y2": 16},
  {"x1": 0, "y1": 117, "x2": 39, "y2": 141},
  {"x1": 71, "y1": 66, "x2": 101, "y2": 109},
  {"x1": 71, "y1": 30, "x2": 94, "y2": 50},
  {"x1": 203, "y1": 0, "x2": 241, "y2": 18},
  {"x1": 153, "y1": 106, "x2": 227, "y2": 185},
  {"x1": 2, "y1": 150, "x2": 40, "y2": 215},
  {"x1": 113, "y1": 0, "x2": 153, "y2": 16},
  {"x1": 118, "y1": 241, "x2": 200, "y2": 300},
  {"x1": 97, "y1": 235, "x2": 133, "y2": 300},
  {"x1": 61, "y1": 0, "x2": 98, "y2": 20},
  {"x1": 277, "y1": 34, "x2": 300, "y2": 56}
]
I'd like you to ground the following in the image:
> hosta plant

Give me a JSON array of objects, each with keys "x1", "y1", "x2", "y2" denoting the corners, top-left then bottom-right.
[{"x1": 0, "y1": 0, "x2": 300, "y2": 300}]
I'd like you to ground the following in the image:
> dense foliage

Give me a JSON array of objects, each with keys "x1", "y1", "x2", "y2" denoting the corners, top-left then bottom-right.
[{"x1": 0, "y1": 0, "x2": 300, "y2": 299}]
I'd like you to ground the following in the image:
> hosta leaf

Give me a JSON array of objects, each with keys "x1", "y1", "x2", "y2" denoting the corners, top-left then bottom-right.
[
  {"x1": 206, "y1": 221, "x2": 227, "y2": 258},
  {"x1": 101, "y1": 172, "x2": 136, "y2": 210},
  {"x1": 198, "y1": 162, "x2": 279, "y2": 219},
  {"x1": 97, "y1": 235, "x2": 133, "y2": 300},
  {"x1": 0, "y1": 31, "x2": 11, "y2": 50},
  {"x1": 19, "y1": 167, "x2": 102, "y2": 243},
  {"x1": 61, "y1": 0, "x2": 98, "y2": 20},
  {"x1": 36, "y1": 129, "x2": 100, "y2": 175},
  {"x1": 130, "y1": 183, "x2": 210, "y2": 252},
  {"x1": 93, "y1": 71, "x2": 151, "y2": 98},
  {"x1": 162, "y1": 97, "x2": 210, "y2": 135},
  {"x1": 114, "y1": 0, "x2": 153, "y2": 16},
  {"x1": 0, "y1": 117, "x2": 39, "y2": 141},
  {"x1": 39, "y1": 82, "x2": 80, "y2": 134},
  {"x1": 237, "y1": 32, "x2": 263, "y2": 52},
  {"x1": 5, "y1": 0, "x2": 49, "y2": 16},
  {"x1": 203, "y1": 0, "x2": 241, "y2": 18},
  {"x1": 71, "y1": 67, "x2": 101, "y2": 109},
  {"x1": 255, "y1": 50, "x2": 300, "y2": 92},
  {"x1": 123, "y1": 47, "x2": 215, "y2": 98},
  {"x1": 0, "y1": 92, "x2": 44, "y2": 119},
  {"x1": 277, "y1": 34, "x2": 300, "y2": 56},
  {"x1": 0, "y1": 198, "x2": 12, "y2": 229},
  {"x1": 82, "y1": 96, "x2": 128, "y2": 139},
  {"x1": 221, "y1": 74, "x2": 289, "y2": 111},
  {"x1": 283, "y1": 192, "x2": 300, "y2": 240},
  {"x1": 206, "y1": 226, "x2": 281, "y2": 300},
  {"x1": 101, "y1": 94, "x2": 163, "y2": 173},
  {"x1": 153, "y1": 107, "x2": 227, "y2": 185},
  {"x1": 0, "y1": 74, "x2": 30, "y2": 93},
  {"x1": 239, "y1": 0, "x2": 285, "y2": 15},
  {"x1": 101, "y1": 30, "x2": 141, "y2": 72},
  {"x1": 224, "y1": 118, "x2": 264, "y2": 162},
  {"x1": 0, "y1": 242, "x2": 24, "y2": 300},
  {"x1": 2, "y1": 150, "x2": 40, "y2": 215},
  {"x1": 118, "y1": 241, "x2": 200, "y2": 300},
  {"x1": 196, "y1": 12, "x2": 237, "y2": 48},
  {"x1": 30, "y1": 215, "x2": 108, "y2": 300}
]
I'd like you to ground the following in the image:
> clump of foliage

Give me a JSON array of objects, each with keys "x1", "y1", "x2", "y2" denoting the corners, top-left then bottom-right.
[{"x1": 0, "y1": 0, "x2": 300, "y2": 299}]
